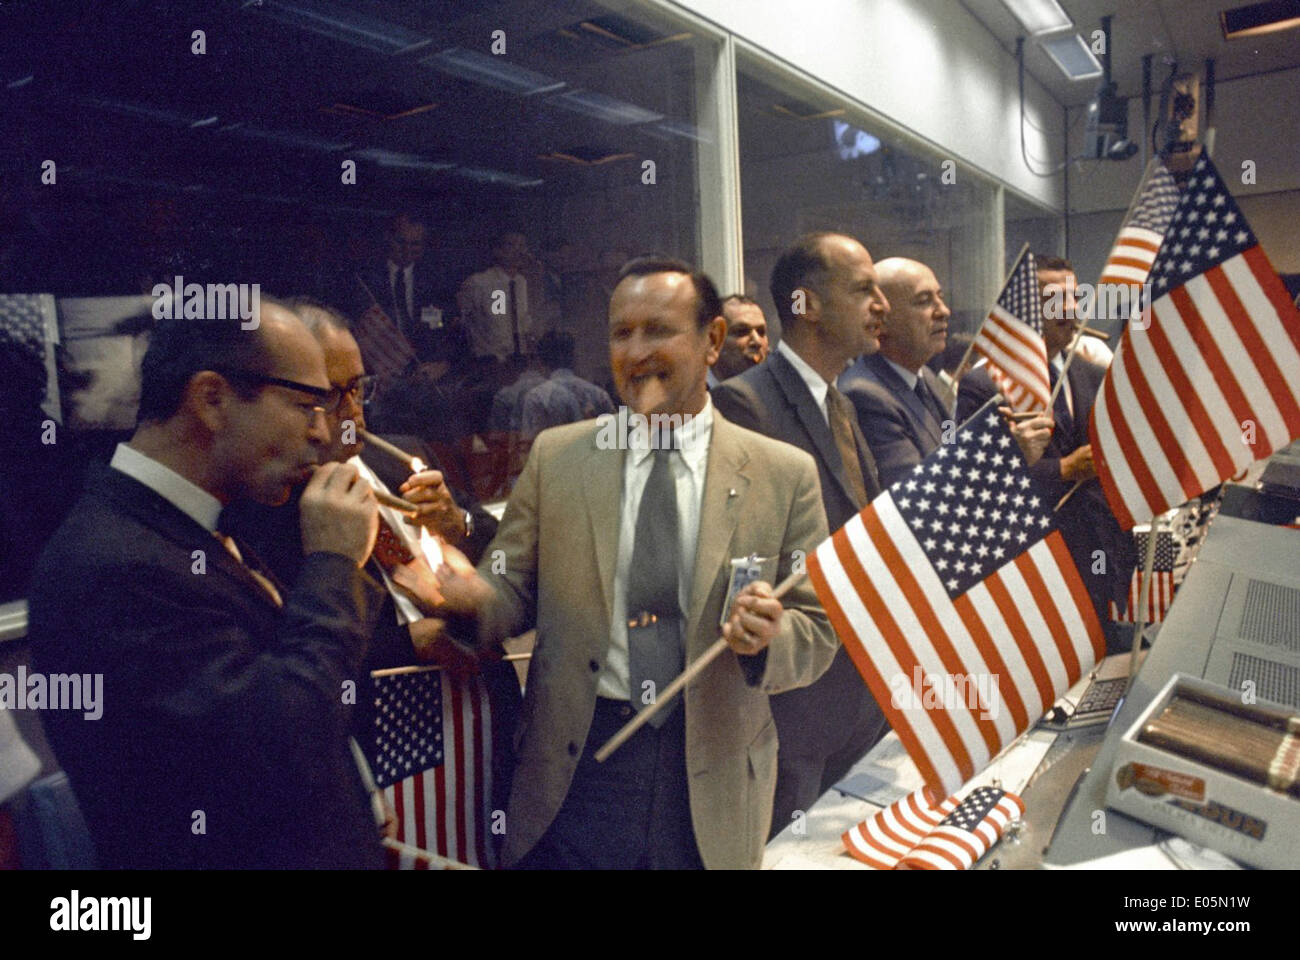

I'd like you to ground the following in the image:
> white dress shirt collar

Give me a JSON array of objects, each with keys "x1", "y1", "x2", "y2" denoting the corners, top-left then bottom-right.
[
  {"x1": 628, "y1": 395, "x2": 714, "y2": 476},
  {"x1": 777, "y1": 339, "x2": 830, "y2": 421},
  {"x1": 110, "y1": 443, "x2": 222, "y2": 533},
  {"x1": 884, "y1": 356, "x2": 920, "y2": 390}
]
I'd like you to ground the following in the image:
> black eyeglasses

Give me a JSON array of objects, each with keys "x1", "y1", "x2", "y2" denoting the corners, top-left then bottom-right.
[
  {"x1": 213, "y1": 368, "x2": 330, "y2": 420},
  {"x1": 323, "y1": 374, "x2": 378, "y2": 413}
]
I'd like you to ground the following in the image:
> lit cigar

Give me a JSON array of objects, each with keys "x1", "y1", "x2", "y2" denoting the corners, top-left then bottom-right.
[
  {"x1": 373, "y1": 487, "x2": 419, "y2": 516},
  {"x1": 357, "y1": 428, "x2": 420, "y2": 470},
  {"x1": 1080, "y1": 326, "x2": 1111, "y2": 340}
]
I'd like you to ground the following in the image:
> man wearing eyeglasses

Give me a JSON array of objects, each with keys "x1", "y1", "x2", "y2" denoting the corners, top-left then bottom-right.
[
  {"x1": 30, "y1": 300, "x2": 389, "y2": 869},
  {"x1": 221, "y1": 301, "x2": 514, "y2": 858}
]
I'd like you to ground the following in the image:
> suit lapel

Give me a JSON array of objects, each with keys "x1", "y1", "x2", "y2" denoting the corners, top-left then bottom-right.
[
  {"x1": 770, "y1": 351, "x2": 857, "y2": 506},
  {"x1": 102, "y1": 469, "x2": 282, "y2": 612},
  {"x1": 872, "y1": 354, "x2": 943, "y2": 448},
  {"x1": 582, "y1": 436, "x2": 624, "y2": 624},
  {"x1": 686, "y1": 415, "x2": 748, "y2": 652}
]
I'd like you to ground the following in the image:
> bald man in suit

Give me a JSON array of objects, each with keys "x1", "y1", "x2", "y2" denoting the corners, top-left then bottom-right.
[{"x1": 713, "y1": 233, "x2": 892, "y2": 835}]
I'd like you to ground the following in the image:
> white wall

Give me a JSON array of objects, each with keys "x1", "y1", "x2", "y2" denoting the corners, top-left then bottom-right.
[
  {"x1": 669, "y1": 0, "x2": 1067, "y2": 209},
  {"x1": 1066, "y1": 66, "x2": 1300, "y2": 284}
]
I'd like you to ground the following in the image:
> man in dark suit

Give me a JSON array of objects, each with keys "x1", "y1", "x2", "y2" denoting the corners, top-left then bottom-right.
[
  {"x1": 713, "y1": 232, "x2": 892, "y2": 835},
  {"x1": 957, "y1": 256, "x2": 1136, "y2": 622},
  {"x1": 352, "y1": 213, "x2": 454, "y2": 363},
  {"x1": 428, "y1": 257, "x2": 840, "y2": 869},
  {"x1": 30, "y1": 302, "x2": 386, "y2": 869},
  {"x1": 840, "y1": 257, "x2": 953, "y2": 489},
  {"x1": 221, "y1": 300, "x2": 517, "y2": 844}
]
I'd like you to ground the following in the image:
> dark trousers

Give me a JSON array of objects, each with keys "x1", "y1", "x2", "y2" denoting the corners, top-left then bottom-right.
[
  {"x1": 768, "y1": 649, "x2": 891, "y2": 839},
  {"x1": 516, "y1": 698, "x2": 703, "y2": 870}
]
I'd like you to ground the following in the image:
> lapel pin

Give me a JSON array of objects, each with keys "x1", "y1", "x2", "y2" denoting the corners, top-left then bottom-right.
[{"x1": 728, "y1": 488, "x2": 737, "y2": 498}]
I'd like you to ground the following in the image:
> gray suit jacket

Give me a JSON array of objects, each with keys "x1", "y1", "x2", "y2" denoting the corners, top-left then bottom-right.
[
  {"x1": 840, "y1": 353, "x2": 950, "y2": 489},
  {"x1": 712, "y1": 350, "x2": 887, "y2": 773},
  {"x1": 474, "y1": 411, "x2": 838, "y2": 869}
]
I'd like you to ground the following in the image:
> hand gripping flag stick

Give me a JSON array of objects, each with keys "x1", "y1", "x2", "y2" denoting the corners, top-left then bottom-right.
[{"x1": 594, "y1": 568, "x2": 807, "y2": 763}]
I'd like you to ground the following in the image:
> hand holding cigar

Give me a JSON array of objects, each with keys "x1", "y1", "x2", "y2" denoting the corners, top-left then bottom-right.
[{"x1": 999, "y1": 405, "x2": 1054, "y2": 468}]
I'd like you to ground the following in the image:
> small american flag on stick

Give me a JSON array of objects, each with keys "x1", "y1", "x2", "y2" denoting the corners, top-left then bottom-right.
[
  {"x1": 970, "y1": 251, "x2": 1050, "y2": 413},
  {"x1": 1098, "y1": 160, "x2": 1179, "y2": 289},
  {"x1": 842, "y1": 785, "x2": 1024, "y2": 870},
  {"x1": 808, "y1": 407, "x2": 1104, "y2": 798},
  {"x1": 367, "y1": 670, "x2": 496, "y2": 869},
  {"x1": 1090, "y1": 153, "x2": 1300, "y2": 530}
]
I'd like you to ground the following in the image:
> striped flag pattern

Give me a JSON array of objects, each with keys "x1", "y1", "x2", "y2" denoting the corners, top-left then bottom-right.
[
  {"x1": 1098, "y1": 161, "x2": 1180, "y2": 288},
  {"x1": 808, "y1": 408, "x2": 1104, "y2": 798},
  {"x1": 842, "y1": 786, "x2": 1024, "y2": 870},
  {"x1": 971, "y1": 252, "x2": 1050, "y2": 413},
  {"x1": 1109, "y1": 527, "x2": 1176, "y2": 623},
  {"x1": 1090, "y1": 154, "x2": 1300, "y2": 530},
  {"x1": 352, "y1": 301, "x2": 417, "y2": 380},
  {"x1": 368, "y1": 670, "x2": 495, "y2": 869}
]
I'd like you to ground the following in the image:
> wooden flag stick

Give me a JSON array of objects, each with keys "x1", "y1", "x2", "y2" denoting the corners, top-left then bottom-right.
[
  {"x1": 953, "y1": 242, "x2": 1031, "y2": 389},
  {"x1": 1128, "y1": 514, "x2": 1163, "y2": 686},
  {"x1": 595, "y1": 568, "x2": 807, "y2": 763}
]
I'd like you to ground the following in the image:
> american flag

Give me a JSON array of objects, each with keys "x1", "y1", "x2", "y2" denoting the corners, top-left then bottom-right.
[
  {"x1": 842, "y1": 786, "x2": 1024, "y2": 870},
  {"x1": 1109, "y1": 527, "x2": 1175, "y2": 623},
  {"x1": 971, "y1": 252, "x2": 1050, "y2": 413},
  {"x1": 0, "y1": 293, "x2": 61, "y2": 420},
  {"x1": 1098, "y1": 161, "x2": 1180, "y2": 289},
  {"x1": 367, "y1": 670, "x2": 495, "y2": 869},
  {"x1": 1090, "y1": 154, "x2": 1300, "y2": 531},
  {"x1": 352, "y1": 300, "x2": 416, "y2": 380},
  {"x1": 808, "y1": 407, "x2": 1104, "y2": 797}
]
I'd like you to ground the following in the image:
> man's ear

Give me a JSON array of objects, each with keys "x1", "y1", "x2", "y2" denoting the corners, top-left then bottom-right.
[
  {"x1": 704, "y1": 314, "x2": 726, "y2": 366},
  {"x1": 184, "y1": 370, "x2": 232, "y2": 435},
  {"x1": 795, "y1": 285, "x2": 821, "y2": 326}
]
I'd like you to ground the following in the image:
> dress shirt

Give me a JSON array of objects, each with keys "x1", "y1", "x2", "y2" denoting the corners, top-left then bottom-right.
[
  {"x1": 776, "y1": 340, "x2": 829, "y2": 423},
  {"x1": 458, "y1": 266, "x2": 531, "y2": 361},
  {"x1": 351, "y1": 455, "x2": 427, "y2": 626},
  {"x1": 110, "y1": 443, "x2": 222, "y2": 533},
  {"x1": 597, "y1": 398, "x2": 714, "y2": 700},
  {"x1": 883, "y1": 356, "x2": 919, "y2": 390},
  {"x1": 520, "y1": 368, "x2": 614, "y2": 438}
]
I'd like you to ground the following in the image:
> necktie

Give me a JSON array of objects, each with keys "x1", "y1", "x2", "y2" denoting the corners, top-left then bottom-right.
[
  {"x1": 372, "y1": 515, "x2": 415, "y2": 571},
  {"x1": 625, "y1": 447, "x2": 684, "y2": 727},
  {"x1": 216, "y1": 533, "x2": 283, "y2": 607},
  {"x1": 826, "y1": 385, "x2": 870, "y2": 507},
  {"x1": 1049, "y1": 365, "x2": 1074, "y2": 438},
  {"x1": 509, "y1": 276, "x2": 521, "y2": 357},
  {"x1": 914, "y1": 378, "x2": 946, "y2": 429}
]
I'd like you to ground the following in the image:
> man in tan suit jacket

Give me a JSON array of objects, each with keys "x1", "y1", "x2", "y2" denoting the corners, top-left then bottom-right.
[{"x1": 433, "y1": 258, "x2": 838, "y2": 869}]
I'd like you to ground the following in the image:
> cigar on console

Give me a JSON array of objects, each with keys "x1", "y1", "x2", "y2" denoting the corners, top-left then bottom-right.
[{"x1": 1079, "y1": 326, "x2": 1111, "y2": 340}]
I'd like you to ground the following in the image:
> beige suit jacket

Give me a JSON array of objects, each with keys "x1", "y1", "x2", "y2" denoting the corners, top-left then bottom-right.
[{"x1": 477, "y1": 410, "x2": 838, "y2": 869}]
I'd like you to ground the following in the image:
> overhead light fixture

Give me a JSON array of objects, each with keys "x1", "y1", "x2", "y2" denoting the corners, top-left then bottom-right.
[
  {"x1": 1000, "y1": 0, "x2": 1073, "y2": 35},
  {"x1": 354, "y1": 148, "x2": 455, "y2": 172},
  {"x1": 246, "y1": 0, "x2": 431, "y2": 55},
  {"x1": 1040, "y1": 32, "x2": 1103, "y2": 80},
  {"x1": 549, "y1": 90, "x2": 663, "y2": 125},
  {"x1": 1220, "y1": 0, "x2": 1300, "y2": 38},
  {"x1": 456, "y1": 166, "x2": 544, "y2": 188},
  {"x1": 423, "y1": 48, "x2": 565, "y2": 96}
]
